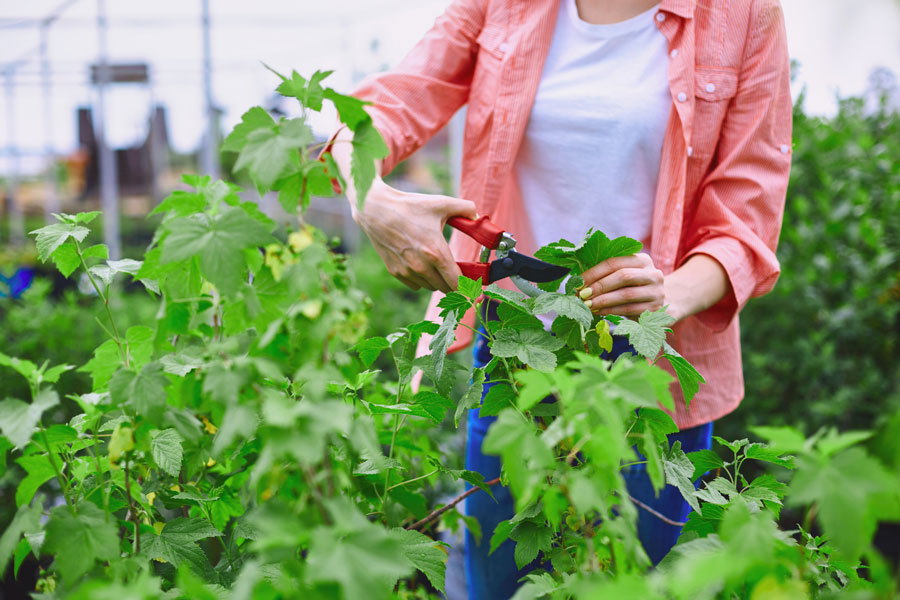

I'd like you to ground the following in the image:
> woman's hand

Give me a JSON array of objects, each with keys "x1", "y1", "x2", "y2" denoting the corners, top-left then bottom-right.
[
  {"x1": 353, "y1": 180, "x2": 477, "y2": 293},
  {"x1": 578, "y1": 253, "x2": 666, "y2": 318}
]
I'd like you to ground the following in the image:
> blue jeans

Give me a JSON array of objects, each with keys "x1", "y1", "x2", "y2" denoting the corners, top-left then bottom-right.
[{"x1": 464, "y1": 312, "x2": 713, "y2": 600}]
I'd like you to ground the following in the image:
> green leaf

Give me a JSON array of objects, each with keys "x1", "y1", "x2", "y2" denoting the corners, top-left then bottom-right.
[
  {"x1": 29, "y1": 222, "x2": 90, "y2": 262},
  {"x1": 741, "y1": 473, "x2": 787, "y2": 505},
  {"x1": 108, "y1": 424, "x2": 134, "y2": 464},
  {"x1": 390, "y1": 528, "x2": 448, "y2": 594},
  {"x1": 44, "y1": 503, "x2": 119, "y2": 582},
  {"x1": 531, "y1": 292, "x2": 593, "y2": 329},
  {"x1": 509, "y1": 520, "x2": 552, "y2": 569},
  {"x1": 662, "y1": 441, "x2": 701, "y2": 513},
  {"x1": 661, "y1": 342, "x2": 705, "y2": 406},
  {"x1": 150, "y1": 429, "x2": 183, "y2": 477},
  {"x1": 15, "y1": 455, "x2": 56, "y2": 507},
  {"x1": 480, "y1": 383, "x2": 516, "y2": 417},
  {"x1": 160, "y1": 206, "x2": 273, "y2": 295},
  {"x1": 789, "y1": 447, "x2": 891, "y2": 560},
  {"x1": 749, "y1": 426, "x2": 806, "y2": 454},
  {"x1": 483, "y1": 283, "x2": 530, "y2": 310},
  {"x1": 354, "y1": 337, "x2": 390, "y2": 368},
  {"x1": 0, "y1": 351, "x2": 38, "y2": 383},
  {"x1": 499, "y1": 301, "x2": 544, "y2": 331},
  {"x1": 50, "y1": 242, "x2": 81, "y2": 277},
  {"x1": 612, "y1": 308, "x2": 675, "y2": 358},
  {"x1": 271, "y1": 68, "x2": 331, "y2": 111},
  {"x1": 324, "y1": 88, "x2": 371, "y2": 131},
  {"x1": 149, "y1": 189, "x2": 207, "y2": 217},
  {"x1": 410, "y1": 391, "x2": 454, "y2": 423},
  {"x1": 429, "y1": 312, "x2": 458, "y2": 380},
  {"x1": 457, "y1": 275, "x2": 482, "y2": 301},
  {"x1": 437, "y1": 291, "x2": 471, "y2": 319},
  {"x1": 306, "y1": 518, "x2": 410, "y2": 600},
  {"x1": 221, "y1": 106, "x2": 276, "y2": 153},
  {"x1": 0, "y1": 500, "x2": 42, "y2": 576},
  {"x1": 455, "y1": 368, "x2": 485, "y2": 426},
  {"x1": 0, "y1": 389, "x2": 59, "y2": 448},
  {"x1": 489, "y1": 520, "x2": 514, "y2": 556},
  {"x1": 491, "y1": 328, "x2": 564, "y2": 372},
  {"x1": 686, "y1": 449, "x2": 725, "y2": 481},
  {"x1": 79, "y1": 339, "x2": 122, "y2": 390},
  {"x1": 534, "y1": 230, "x2": 643, "y2": 273},
  {"x1": 233, "y1": 117, "x2": 313, "y2": 190},
  {"x1": 109, "y1": 362, "x2": 168, "y2": 422},
  {"x1": 142, "y1": 517, "x2": 222, "y2": 573},
  {"x1": 350, "y1": 119, "x2": 389, "y2": 207},
  {"x1": 744, "y1": 443, "x2": 794, "y2": 469}
]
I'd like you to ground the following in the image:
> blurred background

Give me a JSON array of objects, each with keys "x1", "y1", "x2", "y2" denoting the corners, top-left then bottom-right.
[{"x1": 1, "y1": 0, "x2": 899, "y2": 565}]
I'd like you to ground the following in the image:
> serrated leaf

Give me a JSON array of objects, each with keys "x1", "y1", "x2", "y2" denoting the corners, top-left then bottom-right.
[
  {"x1": 390, "y1": 528, "x2": 448, "y2": 594},
  {"x1": 324, "y1": 88, "x2": 371, "y2": 131},
  {"x1": 15, "y1": 455, "x2": 56, "y2": 507},
  {"x1": 151, "y1": 429, "x2": 183, "y2": 477},
  {"x1": 455, "y1": 368, "x2": 485, "y2": 426},
  {"x1": 662, "y1": 441, "x2": 701, "y2": 513},
  {"x1": 499, "y1": 301, "x2": 543, "y2": 331},
  {"x1": 457, "y1": 276, "x2": 482, "y2": 301},
  {"x1": 489, "y1": 520, "x2": 514, "y2": 556},
  {"x1": 612, "y1": 309, "x2": 674, "y2": 358},
  {"x1": 437, "y1": 291, "x2": 470, "y2": 319},
  {"x1": 531, "y1": 292, "x2": 592, "y2": 329},
  {"x1": 44, "y1": 503, "x2": 119, "y2": 582},
  {"x1": 50, "y1": 243, "x2": 81, "y2": 277},
  {"x1": 0, "y1": 497, "x2": 41, "y2": 575},
  {"x1": 491, "y1": 328, "x2": 564, "y2": 372},
  {"x1": 595, "y1": 319, "x2": 613, "y2": 353},
  {"x1": 661, "y1": 343, "x2": 705, "y2": 407},
  {"x1": 483, "y1": 283, "x2": 530, "y2": 310},
  {"x1": 160, "y1": 206, "x2": 273, "y2": 295},
  {"x1": 0, "y1": 389, "x2": 59, "y2": 448},
  {"x1": 29, "y1": 222, "x2": 90, "y2": 262},
  {"x1": 429, "y1": 312, "x2": 458, "y2": 380},
  {"x1": 410, "y1": 391, "x2": 454, "y2": 423},
  {"x1": 149, "y1": 190, "x2": 207, "y2": 217},
  {"x1": 109, "y1": 363, "x2": 168, "y2": 422},
  {"x1": 480, "y1": 383, "x2": 516, "y2": 417},
  {"x1": 350, "y1": 119, "x2": 389, "y2": 207},
  {"x1": 509, "y1": 520, "x2": 552, "y2": 569},
  {"x1": 221, "y1": 106, "x2": 276, "y2": 153},
  {"x1": 354, "y1": 337, "x2": 390, "y2": 368},
  {"x1": 142, "y1": 517, "x2": 222, "y2": 572},
  {"x1": 687, "y1": 449, "x2": 725, "y2": 481}
]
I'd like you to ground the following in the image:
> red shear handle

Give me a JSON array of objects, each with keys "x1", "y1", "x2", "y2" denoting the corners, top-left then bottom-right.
[
  {"x1": 456, "y1": 262, "x2": 491, "y2": 284},
  {"x1": 447, "y1": 216, "x2": 505, "y2": 249}
]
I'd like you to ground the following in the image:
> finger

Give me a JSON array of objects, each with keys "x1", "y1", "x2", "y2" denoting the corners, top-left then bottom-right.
[
  {"x1": 588, "y1": 284, "x2": 663, "y2": 310},
  {"x1": 422, "y1": 263, "x2": 454, "y2": 293},
  {"x1": 433, "y1": 246, "x2": 463, "y2": 292},
  {"x1": 581, "y1": 267, "x2": 661, "y2": 299},
  {"x1": 581, "y1": 254, "x2": 652, "y2": 287},
  {"x1": 395, "y1": 274, "x2": 422, "y2": 291},
  {"x1": 593, "y1": 301, "x2": 666, "y2": 319}
]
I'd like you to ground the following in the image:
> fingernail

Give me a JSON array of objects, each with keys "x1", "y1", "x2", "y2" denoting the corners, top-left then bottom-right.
[
  {"x1": 583, "y1": 299, "x2": 593, "y2": 309},
  {"x1": 579, "y1": 287, "x2": 593, "y2": 300}
]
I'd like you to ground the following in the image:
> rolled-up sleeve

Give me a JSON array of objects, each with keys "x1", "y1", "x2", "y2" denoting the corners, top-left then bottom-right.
[
  {"x1": 680, "y1": 0, "x2": 793, "y2": 332},
  {"x1": 353, "y1": 0, "x2": 486, "y2": 174}
]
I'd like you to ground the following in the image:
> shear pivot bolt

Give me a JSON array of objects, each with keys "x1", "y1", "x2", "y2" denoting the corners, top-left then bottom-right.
[{"x1": 502, "y1": 257, "x2": 514, "y2": 270}]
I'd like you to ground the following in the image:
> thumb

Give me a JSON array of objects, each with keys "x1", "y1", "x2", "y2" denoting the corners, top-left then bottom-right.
[{"x1": 437, "y1": 196, "x2": 477, "y2": 219}]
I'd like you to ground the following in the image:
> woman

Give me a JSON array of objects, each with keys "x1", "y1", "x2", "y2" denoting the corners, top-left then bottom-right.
[{"x1": 330, "y1": 0, "x2": 792, "y2": 597}]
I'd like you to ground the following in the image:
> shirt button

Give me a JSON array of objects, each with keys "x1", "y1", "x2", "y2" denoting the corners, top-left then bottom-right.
[
  {"x1": 677, "y1": 92, "x2": 688, "y2": 102},
  {"x1": 780, "y1": 144, "x2": 790, "y2": 154},
  {"x1": 498, "y1": 42, "x2": 508, "y2": 54},
  {"x1": 705, "y1": 83, "x2": 716, "y2": 93},
  {"x1": 670, "y1": 49, "x2": 679, "y2": 58},
  {"x1": 655, "y1": 12, "x2": 666, "y2": 22},
  {"x1": 687, "y1": 146, "x2": 693, "y2": 157}
]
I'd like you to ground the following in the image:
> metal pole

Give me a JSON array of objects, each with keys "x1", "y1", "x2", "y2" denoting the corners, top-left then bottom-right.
[
  {"x1": 96, "y1": 0, "x2": 120, "y2": 259},
  {"x1": 200, "y1": 0, "x2": 218, "y2": 178},
  {"x1": 4, "y1": 69, "x2": 25, "y2": 247},
  {"x1": 40, "y1": 23, "x2": 61, "y2": 222}
]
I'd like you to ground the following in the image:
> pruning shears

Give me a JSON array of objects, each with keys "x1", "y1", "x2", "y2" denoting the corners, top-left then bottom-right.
[{"x1": 448, "y1": 216, "x2": 569, "y2": 297}]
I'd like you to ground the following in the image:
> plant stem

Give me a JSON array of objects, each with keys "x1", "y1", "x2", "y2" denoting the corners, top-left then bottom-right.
[
  {"x1": 406, "y1": 477, "x2": 501, "y2": 530},
  {"x1": 124, "y1": 458, "x2": 140, "y2": 554},
  {"x1": 386, "y1": 468, "x2": 439, "y2": 493},
  {"x1": 38, "y1": 422, "x2": 73, "y2": 508},
  {"x1": 75, "y1": 242, "x2": 128, "y2": 367}
]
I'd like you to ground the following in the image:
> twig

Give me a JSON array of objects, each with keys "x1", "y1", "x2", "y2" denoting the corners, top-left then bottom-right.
[
  {"x1": 628, "y1": 494, "x2": 686, "y2": 527},
  {"x1": 407, "y1": 477, "x2": 501, "y2": 530}
]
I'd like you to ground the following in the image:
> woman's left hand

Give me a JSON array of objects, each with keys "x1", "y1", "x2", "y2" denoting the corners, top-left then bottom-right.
[{"x1": 578, "y1": 253, "x2": 665, "y2": 318}]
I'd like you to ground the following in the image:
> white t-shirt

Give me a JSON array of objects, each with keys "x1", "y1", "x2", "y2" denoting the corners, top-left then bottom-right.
[{"x1": 515, "y1": 0, "x2": 672, "y2": 252}]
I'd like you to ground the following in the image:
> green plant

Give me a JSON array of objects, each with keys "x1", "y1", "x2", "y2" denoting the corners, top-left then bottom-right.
[{"x1": 0, "y1": 70, "x2": 897, "y2": 599}]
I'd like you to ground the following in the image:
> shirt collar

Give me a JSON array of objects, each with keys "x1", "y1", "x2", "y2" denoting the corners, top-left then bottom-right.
[{"x1": 659, "y1": 0, "x2": 696, "y2": 19}]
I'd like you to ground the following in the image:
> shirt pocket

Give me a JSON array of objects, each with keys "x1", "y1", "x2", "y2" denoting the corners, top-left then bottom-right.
[{"x1": 691, "y1": 68, "x2": 739, "y2": 159}]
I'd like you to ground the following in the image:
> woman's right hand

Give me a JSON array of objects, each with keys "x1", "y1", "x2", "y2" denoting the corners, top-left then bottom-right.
[{"x1": 353, "y1": 179, "x2": 477, "y2": 293}]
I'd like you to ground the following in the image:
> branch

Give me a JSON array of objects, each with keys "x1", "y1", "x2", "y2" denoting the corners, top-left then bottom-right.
[
  {"x1": 406, "y1": 477, "x2": 501, "y2": 531},
  {"x1": 628, "y1": 493, "x2": 686, "y2": 527}
]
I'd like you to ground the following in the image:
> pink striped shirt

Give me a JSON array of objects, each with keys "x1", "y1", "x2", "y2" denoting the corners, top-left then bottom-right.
[{"x1": 354, "y1": 0, "x2": 792, "y2": 428}]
